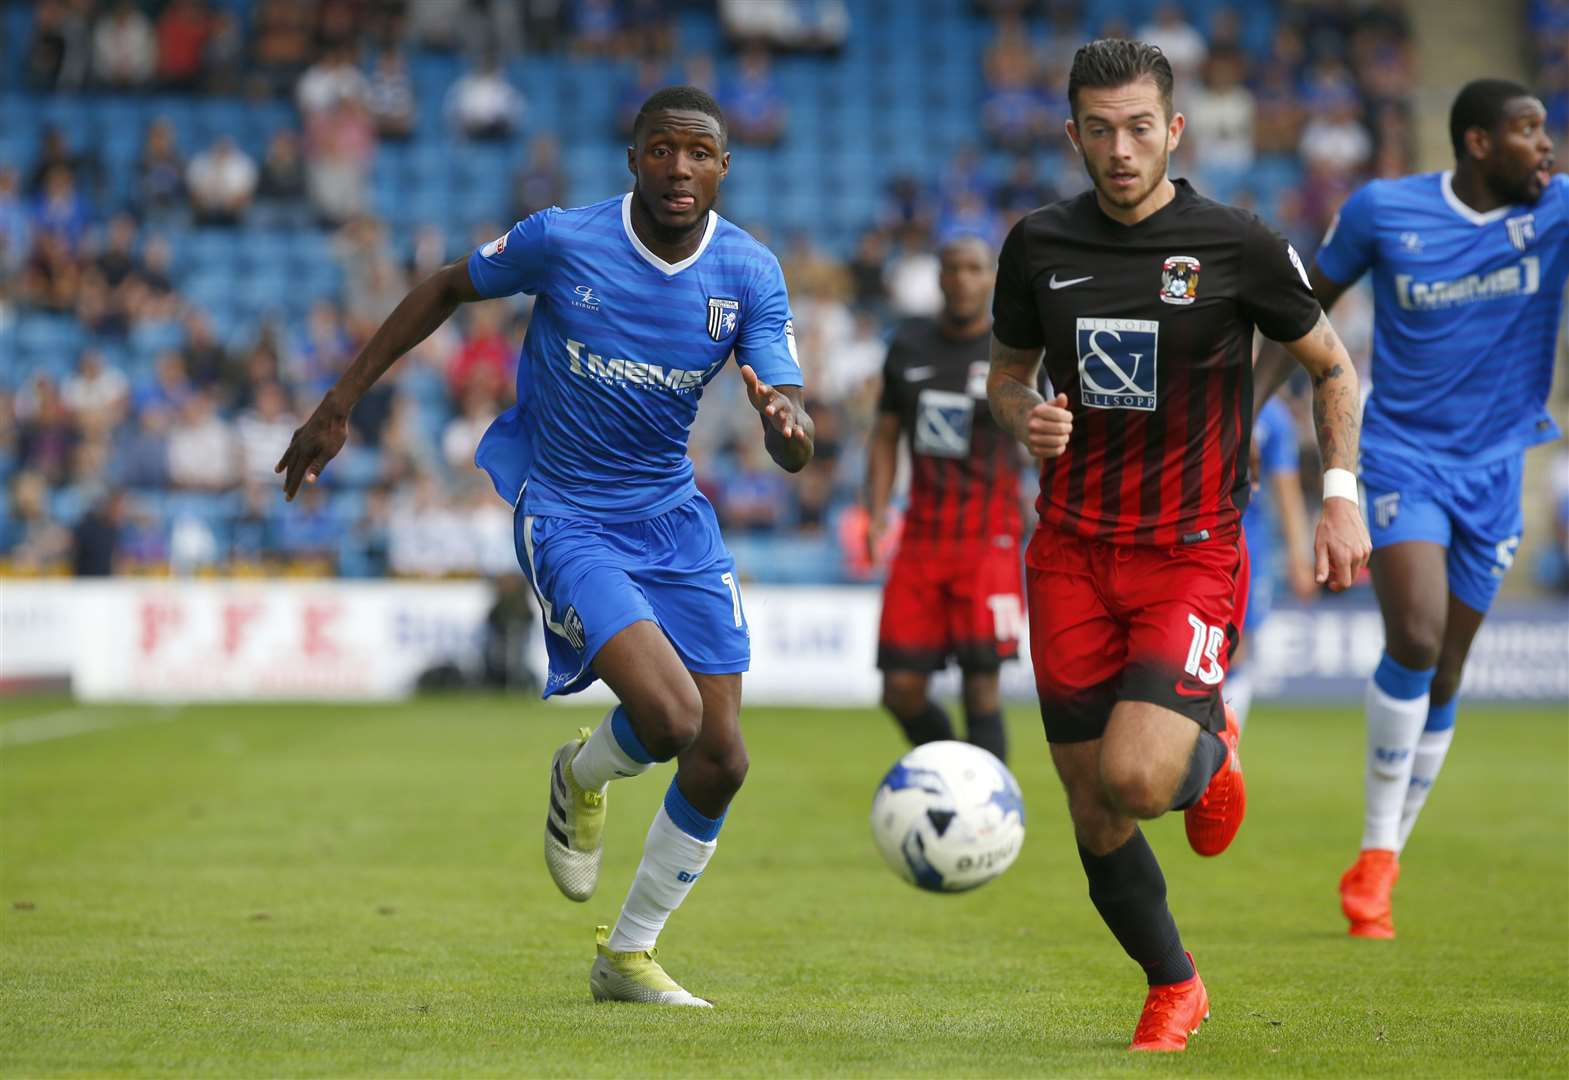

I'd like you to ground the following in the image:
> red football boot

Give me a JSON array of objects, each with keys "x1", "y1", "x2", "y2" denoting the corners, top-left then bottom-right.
[
  {"x1": 1185, "y1": 705, "x2": 1246, "y2": 856},
  {"x1": 1340, "y1": 848, "x2": 1399, "y2": 939},
  {"x1": 1129, "y1": 954, "x2": 1210, "y2": 1052}
]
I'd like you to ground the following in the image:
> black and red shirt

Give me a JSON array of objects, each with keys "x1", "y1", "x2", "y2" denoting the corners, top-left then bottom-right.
[
  {"x1": 992, "y1": 179, "x2": 1321, "y2": 547},
  {"x1": 878, "y1": 319, "x2": 1026, "y2": 548}
]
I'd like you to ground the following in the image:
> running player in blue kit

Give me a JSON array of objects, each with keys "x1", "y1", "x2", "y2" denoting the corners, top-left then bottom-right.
[
  {"x1": 1256, "y1": 79, "x2": 1566, "y2": 939},
  {"x1": 276, "y1": 87, "x2": 813, "y2": 1004}
]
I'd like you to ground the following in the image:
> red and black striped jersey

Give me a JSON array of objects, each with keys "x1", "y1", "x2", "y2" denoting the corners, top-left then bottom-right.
[
  {"x1": 877, "y1": 319, "x2": 1026, "y2": 548},
  {"x1": 992, "y1": 180, "x2": 1321, "y2": 547}
]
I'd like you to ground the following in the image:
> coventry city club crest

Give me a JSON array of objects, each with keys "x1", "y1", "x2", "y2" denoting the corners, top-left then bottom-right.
[
  {"x1": 706, "y1": 297, "x2": 739, "y2": 341},
  {"x1": 1159, "y1": 255, "x2": 1200, "y2": 306}
]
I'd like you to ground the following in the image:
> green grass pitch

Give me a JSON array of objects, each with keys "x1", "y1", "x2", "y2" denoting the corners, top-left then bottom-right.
[{"x1": 2, "y1": 695, "x2": 1564, "y2": 1077}]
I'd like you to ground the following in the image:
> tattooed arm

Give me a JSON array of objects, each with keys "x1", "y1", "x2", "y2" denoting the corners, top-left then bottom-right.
[
  {"x1": 987, "y1": 337, "x2": 1072, "y2": 459},
  {"x1": 1278, "y1": 310, "x2": 1371, "y2": 590},
  {"x1": 1254, "y1": 264, "x2": 1353, "y2": 421}
]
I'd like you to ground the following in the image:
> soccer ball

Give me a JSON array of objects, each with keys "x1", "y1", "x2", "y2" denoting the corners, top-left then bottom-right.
[{"x1": 870, "y1": 740, "x2": 1026, "y2": 893}]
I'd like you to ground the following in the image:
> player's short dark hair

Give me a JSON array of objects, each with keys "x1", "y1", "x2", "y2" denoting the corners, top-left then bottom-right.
[
  {"x1": 1068, "y1": 39, "x2": 1175, "y2": 121},
  {"x1": 1449, "y1": 78, "x2": 1534, "y2": 159},
  {"x1": 632, "y1": 86, "x2": 728, "y2": 148}
]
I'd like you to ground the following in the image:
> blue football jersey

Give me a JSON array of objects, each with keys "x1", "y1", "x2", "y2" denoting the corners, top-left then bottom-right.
[
  {"x1": 1315, "y1": 171, "x2": 1568, "y2": 465},
  {"x1": 466, "y1": 193, "x2": 803, "y2": 520},
  {"x1": 1243, "y1": 397, "x2": 1299, "y2": 562}
]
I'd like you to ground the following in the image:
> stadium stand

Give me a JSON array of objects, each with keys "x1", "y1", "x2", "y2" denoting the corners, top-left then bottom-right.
[{"x1": 0, "y1": 0, "x2": 1462, "y2": 585}]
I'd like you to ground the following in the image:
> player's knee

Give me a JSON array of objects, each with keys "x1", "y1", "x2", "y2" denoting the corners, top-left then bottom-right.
[
  {"x1": 880, "y1": 683, "x2": 926, "y2": 719},
  {"x1": 1099, "y1": 758, "x2": 1168, "y2": 820},
  {"x1": 1383, "y1": 613, "x2": 1443, "y2": 670},
  {"x1": 637, "y1": 685, "x2": 705, "y2": 759},
  {"x1": 707, "y1": 743, "x2": 750, "y2": 799}
]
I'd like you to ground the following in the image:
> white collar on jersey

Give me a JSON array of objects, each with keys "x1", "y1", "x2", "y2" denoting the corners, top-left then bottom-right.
[
  {"x1": 1439, "y1": 170, "x2": 1515, "y2": 226},
  {"x1": 621, "y1": 191, "x2": 718, "y2": 276}
]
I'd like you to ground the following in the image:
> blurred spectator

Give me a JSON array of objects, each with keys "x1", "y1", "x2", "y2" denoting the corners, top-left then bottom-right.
[
  {"x1": 257, "y1": 129, "x2": 309, "y2": 206},
  {"x1": 389, "y1": 476, "x2": 464, "y2": 576},
  {"x1": 72, "y1": 490, "x2": 127, "y2": 576},
  {"x1": 1299, "y1": 87, "x2": 1373, "y2": 176},
  {"x1": 202, "y1": 9, "x2": 245, "y2": 94},
  {"x1": 167, "y1": 391, "x2": 237, "y2": 490},
  {"x1": 156, "y1": 0, "x2": 211, "y2": 91},
  {"x1": 111, "y1": 405, "x2": 173, "y2": 488},
  {"x1": 723, "y1": 49, "x2": 787, "y2": 146},
  {"x1": 135, "y1": 349, "x2": 193, "y2": 413},
  {"x1": 20, "y1": 230, "x2": 82, "y2": 313},
  {"x1": 305, "y1": 98, "x2": 376, "y2": 225},
  {"x1": 368, "y1": 48, "x2": 417, "y2": 141},
  {"x1": 251, "y1": 0, "x2": 315, "y2": 94},
  {"x1": 511, "y1": 135, "x2": 567, "y2": 220},
  {"x1": 1184, "y1": 47, "x2": 1255, "y2": 177},
  {"x1": 296, "y1": 44, "x2": 368, "y2": 118},
  {"x1": 136, "y1": 118, "x2": 186, "y2": 220},
  {"x1": 229, "y1": 483, "x2": 280, "y2": 566},
  {"x1": 935, "y1": 191, "x2": 1003, "y2": 248},
  {"x1": 16, "y1": 376, "x2": 80, "y2": 486},
  {"x1": 93, "y1": 0, "x2": 158, "y2": 90},
  {"x1": 884, "y1": 226, "x2": 943, "y2": 318},
  {"x1": 93, "y1": 212, "x2": 139, "y2": 289},
  {"x1": 62, "y1": 348, "x2": 130, "y2": 434},
  {"x1": 187, "y1": 136, "x2": 259, "y2": 226},
  {"x1": 0, "y1": 167, "x2": 32, "y2": 276},
  {"x1": 442, "y1": 384, "x2": 498, "y2": 478},
  {"x1": 1137, "y1": 2, "x2": 1208, "y2": 82},
  {"x1": 571, "y1": 0, "x2": 625, "y2": 57},
  {"x1": 275, "y1": 484, "x2": 337, "y2": 567},
  {"x1": 981, "y1": 18, "x2": 1051, "y2": 153},
  {"x1": 289, "y1": 300, "x2": 354, "y2": 391},
  {"x1": 407, "y1": 224, "x2": 450, "y2": 280},
  {"x1": 25, "y1": 0, "x2": 93, "y2": 91},
  {"x1": 447, "y1": 54, "x2": 524, "y2": 141},
  {"x1": 183, "y1": 310, "x2": 228, "y2": 388},
  {"x1": 26, "y1": 126, "x2": 96, "y2": 197},
  {"x1": 993, "y1": 155, "x2": 1058, "y2": 220},
  {"x1": 719, "y1": 0, "x2": 849, "y2": 51},
  {"x1": 2, "y1": 471, "x2": 72, "y2": 572},
  {"x1": 618, "y1": 57, "x2": 672, "y2": 136},
  {"x1": 32, "y1": 166, "x2": 91, "y2": 252},
  {"x1": 847, "y1": 229, "x2": 890, "y2": 312},
  {"x1": 448, "y1": 302, "x2": 512, "y2": 400},
  {"x1": 342, "y1": 484, "x2": 392, "y2": 577},
  {"x1": 715, "y1": 440, "x2": 791, "y2": 535}
]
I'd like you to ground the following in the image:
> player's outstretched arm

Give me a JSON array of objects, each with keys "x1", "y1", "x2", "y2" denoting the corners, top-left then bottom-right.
[
  {"x1": 276, "y1": 258, "x2": 482, "y2": 500},
  {"x1": 987, "y1": 337, "x2": 1070, "y2": 460},
  {"x1": 740, "y1": 365, "x2": 814, "y2": 473},
  {"x1": 1254, "y1": 265, "x2": 1352, "y2": 420},
  {"x1": 1279, "y1": 311, "x2": 1372, "y2": 591}
]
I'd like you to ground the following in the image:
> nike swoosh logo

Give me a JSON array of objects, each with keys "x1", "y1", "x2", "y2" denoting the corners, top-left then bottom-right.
[
  {"x1": 1049, "y1": 274, "x2": 1093, "y2": 289},
  {"x1": 903, "y1": 365, "x2": 937, "y2": 381}
]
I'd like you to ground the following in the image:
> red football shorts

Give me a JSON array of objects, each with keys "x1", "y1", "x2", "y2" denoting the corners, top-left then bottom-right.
[
  {"x1": 877, "y1": 538, "x2": 1024, "y2": 673},
  {"x1": 1025, "y1": 526, "x2": 1249, "y2": 742}
]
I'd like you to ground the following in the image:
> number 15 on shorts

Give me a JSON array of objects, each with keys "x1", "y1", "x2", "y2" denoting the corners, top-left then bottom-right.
[{"x1": 1184, "y1": 614, "x2": 1226, "y2": 686}]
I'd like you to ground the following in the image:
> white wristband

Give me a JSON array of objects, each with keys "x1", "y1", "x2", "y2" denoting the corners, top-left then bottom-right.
[{"x1": 1323, "y1": 468, "x2": 1359, "y2": 505}]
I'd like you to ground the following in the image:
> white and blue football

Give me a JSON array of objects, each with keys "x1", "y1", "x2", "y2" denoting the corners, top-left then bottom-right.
[{"x1": 870, "y1": 740, "x2": 1026, "y2": 893}]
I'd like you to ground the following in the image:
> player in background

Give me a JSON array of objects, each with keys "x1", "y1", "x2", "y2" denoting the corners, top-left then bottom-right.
[
  {"x1": 864, "y1": 235, "x2": 1028, "y2": 764},
  {"x1": 276, "y1": 87, "x2": 812, "y2": 1005},
  {"x1": 987, "y1": 40, "x2": 1370, "y2": 1051},
  {"x1": 1225, "y1": 397, "x2": 1317, "y2": 729},
  {"x1": 1255, "y1": 78, "x2": 1566, "y2": 940}
]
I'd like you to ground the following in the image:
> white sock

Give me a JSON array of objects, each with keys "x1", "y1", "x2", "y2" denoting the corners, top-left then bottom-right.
[
  {"x1": 607, "y1": 805, "x2": 717, "y2": 952},
  {"x1": 1362, "y1": 681, "x2": 1429, "y2": 851},
  {"x1": 570, "y1": 707, "x2": 653, "y2": 791},
  {"x1": 1397, "y1": 727, "x2": 1454, "y2": 852},
  {"x1": 1225, "y1": 667, "x2": 1254, "y2": 731}
]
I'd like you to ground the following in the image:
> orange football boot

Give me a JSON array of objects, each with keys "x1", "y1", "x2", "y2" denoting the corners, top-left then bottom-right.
[
  {"x1": 1129, "y1": 954, "x2": 1210, "y2": 1052},
  {"x1": 1185, "y1": 705, "x2": 1246, "y2": 856},
  {"x1": 1340, "y1": 848, "x2": 1399, "y2": 939}
]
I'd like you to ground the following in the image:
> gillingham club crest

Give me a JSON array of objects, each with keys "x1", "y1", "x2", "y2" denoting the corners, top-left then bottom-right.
[
  {"x1": 706, "y1": 297, "x2": 739, "y2": 341},
  {"x1": 1159, "y1": 255, "x2": 1200, "y2": 306}
]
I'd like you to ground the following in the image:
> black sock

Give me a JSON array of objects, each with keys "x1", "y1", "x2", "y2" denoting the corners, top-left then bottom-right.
[
  {"x1": 1078, "y1": 829, "x2": 1195, "y2": 986},
  {"x1": 1170, "y1": 729, "x2": 1226, "y2": 811},
  {"x1": 964, "y1": 710, "x2": 1007, "y2": 763},
  {"x1": 892, "y1": 701, "x2": 955, "y2": 745}
]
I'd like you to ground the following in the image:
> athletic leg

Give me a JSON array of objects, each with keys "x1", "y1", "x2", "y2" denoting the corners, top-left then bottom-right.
[
  {"x1": 959, "y1": 668, "x2": 1007, "y2": 763},
  {"x1": 880, "y1": 668, "x2": 955, "y2": 746}
]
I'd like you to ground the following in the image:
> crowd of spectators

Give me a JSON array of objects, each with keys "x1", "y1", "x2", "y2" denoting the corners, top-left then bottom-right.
[{"x1": 3, "y1": 0, "x2": 1558, "y2": 590}]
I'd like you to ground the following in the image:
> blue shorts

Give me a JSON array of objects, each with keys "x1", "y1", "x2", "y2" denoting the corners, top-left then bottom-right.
[
  {"x1": 514, "y1": 493, "x2": 750, "y2": 698},
  {"x1": 1362, "y1": 451, "x2": 1525, "y2": 615},
  {"x1": 1242, "y1": 530, "x2": 1274, "y2": 635}
]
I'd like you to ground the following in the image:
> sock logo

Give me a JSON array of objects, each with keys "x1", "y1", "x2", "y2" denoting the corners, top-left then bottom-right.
[
  {"x1": 676, "y1": 869, "x2": 703, "y2": 883},
  {"x1": 1374, "y1": 746, "x2": 1411, "y2": 764}
]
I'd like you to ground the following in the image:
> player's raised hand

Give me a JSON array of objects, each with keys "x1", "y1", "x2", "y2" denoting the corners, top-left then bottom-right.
[
  {"x1": 275, "y1": 395, "x2": 350, "y2": 501},
  {"x1": 1024, "y1": 393, "x2": 1073, "y2": 459},
  {"x1": 1313, "y1": 497, "x2": 1371, "y2": 592},
  {"x1": 740, "y1": 364, "x2": 803, "y2": 440}
]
